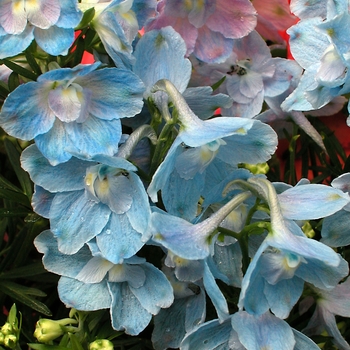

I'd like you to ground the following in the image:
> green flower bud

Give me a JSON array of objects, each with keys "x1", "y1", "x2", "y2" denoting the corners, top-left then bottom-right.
[
  {"x1": 34, "y1": 318, "x2": 78, "y2": 343},
  {"x1": 4, "y1": 334, "x2": 17, "y2": 349},
  {"x1": 1, "y1": 323, "x2": 13, "y2": 335},
  {"x1": 0, "y1": 332, "x2": 5, "y2": 344},
  {"x1": 89, "y1": 339, "x2": 114, "y2": 350}
]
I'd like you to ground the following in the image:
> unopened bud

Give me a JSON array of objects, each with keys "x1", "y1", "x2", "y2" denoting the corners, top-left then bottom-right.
[
  {"x1": 34, "y1": 318, "x2": 77, "y2": 343},
  {"x1": 4, "y1": 334, "x2": 17, "y2": 349},
  {"x1": 89, "y1": 339, "x2": 114, "y2": 350}
]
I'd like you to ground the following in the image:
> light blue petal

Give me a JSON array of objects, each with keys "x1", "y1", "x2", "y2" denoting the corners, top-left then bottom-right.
[
  {"x1": 58, "y1": 277, "x2": 111, "y2": 310},
  {"x1": 21, "y1": 144, "x2": 92, "y2": 192},
  {"x1": 217, "y1": 120, "x2": 278, "y2": 164},
  {"x1": 34, "y1": 118, "x2": 74, "y2": 165},
  {"x1": 34, "y1": 26, "x2": 75, "y2": 56},
  {"x1": 278, "y1": 184, "x2": 350, "y2": 220},
  {"x1": 0, "y1": 81, "x2": 55, "y2": 140},
  {"x1": 96, "y1": 213, "x2": 144, "y2": 264},
  {"x1": 231, "y1": 311, "x2": 296, "y2": 350},
  {"x1": 93, "y1": 10, "x2": 135, "y2": 69},
  {"x1": 202, "y1": 261, "x2": 229, "y2": 322},
  {"x1": 287, "y1": 17, "x2": 329, "y2": 69},
  {"x1": 0, "y1": 26, "x2": 34, "y2": 59},
  {"x1": 290, "y1": 0, "x2": 327, "y2": 19},
  {"x1": 31, "y1": 185, "x2": 55, "y2": 218},
  {"x1": 183, "y1": 87, "x2": 232, "y2": 120},
  {"x1": 293, "y1": 329, "x2": 321, "y2": 350},
  {"x1": 124, "y1": 172, "x2": 151, "y2": 234},
  {"x1": 64, "y1": 116, "x2": 122, "y2": 159},
  {"x1": 181, "y1": 318, "x2": 233, "y2": 350},
  {"x1": 34, "y1": 230, "x2": 93, "y2": 278},
  {"x1": 321, "y1": 210, "x2": 350, "y2": 247},
  {"x1": 133, "y1": 26, "x2": 191, "y2": 96},
  {"x1": 50, "y1": 191, "x2": 110, "y2": 254},
  {"x1": 150, "y1": 211, "x2": 211, "y2": 260},
  {"x1": 264, "y1": 277, "x2": 304, "y2": 319},
  {"x1": 55, "y1": 0, "x2": 83, "y2": 28},
  {"x1": 108, "y1": 282, "x2": 152, "y2": 335},
  {"x1": 108, "y1": 263, "x2": 146, "y2": 288},
  {"x1": 152, "y1": 297, "x2": 192, "y2": 350},
  {"x1": 296, "y1": 254, "x2": 349, "y2": 290},
  {"x1": 76, "y1": 68, "x2": 145, "y2": 120},
  {"x1": 162, "y1": 170, "x2": 204, "y2": 221},
  {"x1": 130, "y1": 262, "x2": 174, "y2": 314}
]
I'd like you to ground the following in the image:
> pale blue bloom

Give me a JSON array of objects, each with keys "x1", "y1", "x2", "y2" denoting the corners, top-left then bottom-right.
[
  {"x1": 238, "y1": 178, "x2": 349, "y2": 319},
  {"x1": 181, "y1": 311, "x2": 320, "y2": 350},
  {"x1": 79, "y1": 0, "x2": 157, "y2": 68},
  {"x1": 148, "y1": 79, "x2": 277, "y2": 219},
  {"x1": 34, "y1": 230, "x2": 174, "y2": 336},
  {"x1": 21, "y1": 144, "x2": 151, "y2": 258},
  {"x1": 0, "y1": 0, "x2": 82, "y2": 58},
  {"x1": 0, "y1": 63, "x2": 145, "y2": 164}
]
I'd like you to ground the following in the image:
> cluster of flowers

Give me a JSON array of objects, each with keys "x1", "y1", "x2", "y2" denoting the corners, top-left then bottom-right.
[{"x1": 1, "y1": 0, "x2": 350, "y2": 349}]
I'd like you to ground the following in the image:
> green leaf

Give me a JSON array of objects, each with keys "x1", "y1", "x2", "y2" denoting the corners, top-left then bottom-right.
[
  {"x1": 69, "y1": 333, "x2": 84, "y2": 350},
  {"x1": 8, "y1": 71, "x2": 20, "y2": 92},
  {"x1": 0, "y1": 281, "x2": 51, "y2": 316},
  {"x1": 76, "y1": 7, "x2": 95, "y2": 29},
  {"x1": 28, "y1": 344, "x2": 71, "y2": 350},
  {"x1": 4, "y1": 138, "x2": 33, "y2": 198},
  {"x1": 0, "y1": 59, "x2": 38, "y2": 81},
  {"x1": 7, "y1": 303, "x2": 17, "y2": 325},
  {"x1": 211, "y1": 75, "x2": 226, "y2": 91},
  {"x1": 0, "y1": 188, "x2": 31, "y2": 206},
  {"x1": 0, "y1": 80, "x2": 10, "y2": 99},
  {"x1": 25, "y1": 50, "x2": 42, "y2": 76},
  {"x1": 0, "y1": 208, "x2": 29, "y2": 218},
  {"x1": 0, "y1": 262, "x2": 46, "y2": 279}
]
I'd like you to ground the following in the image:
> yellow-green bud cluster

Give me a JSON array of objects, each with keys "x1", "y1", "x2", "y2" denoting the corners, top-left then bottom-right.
[
  {"x1": 0, "y1": 322, "x2": 19, "y2": 349},
  {"x1": 89, "y1": 339, "x2": 114, "y2": 350}
]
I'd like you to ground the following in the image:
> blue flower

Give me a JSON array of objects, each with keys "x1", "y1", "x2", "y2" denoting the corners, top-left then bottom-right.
[
  {"x1": 181, "y1": 311, "x2": 320, "y2": 350},
  {"x1": 34, "y1": 230, "x2": 174, "y2": 336},
  {"x1": 147, "y1": 79, "x2": 277, "y2": 219},
  {"x1": 237, "y1": 177, "x2": 349, "y2": 318},
  {"x1": 1, "y1": 63, "x2": 145, "y2": 164},
  {"x1": 21, "y1": 144, "x2": 151, "y2": 258},
  {"x1": 0, "y1": 0, "x2": 82, "y2": 58}
]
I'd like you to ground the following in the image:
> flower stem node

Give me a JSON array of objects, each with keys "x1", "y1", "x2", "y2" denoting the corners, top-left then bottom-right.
[
  {"x1": 89, "y1": 339, "x2": 114, "y2": 350},
  {"x1": 33, "y1": 318, "x2": 78, "y2": 343}
]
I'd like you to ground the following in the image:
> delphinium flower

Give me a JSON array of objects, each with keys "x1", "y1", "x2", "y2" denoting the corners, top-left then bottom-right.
[
  {"x1": 301, "y1": 278, "x2": 350, "y2": 350},
  {"x1": 251, "y1": 0, "x2": 297, "y2": 44},
  {"x1": 144, "y1": 0, "x2": 257, "y2": 63},
  {"x1": 181, "y1": 310, "x2": 320, "y2": 349},
  {"x1": 191, "y1": 30, "x2": 299, "y2": 119},
  {"x1": 147, "y1": 79, "x2": 277, "y2": 220},
  {"x1": 20, "y1": 143, "x2": 151, "y2": 258},
  {"x1": 34, "y1": 230, "x2": 174, "y2": 335},
  {"x1": 0, "y1": 62, "x2": 145, "y2": 165},
  {"x1": 281, "y1": 1, "x2": 350, "y2": 118},
  {"x1": 321, "y1": 172, "x2": 350, "y2": 247},
  {"x1": 0, "y1": 0, "x2": 83, "y2": 58},
  {"x1": 133, "y1": 26, "x2": 232, "y2": 120},
  {"x1": 78, "y1": 0, "x2": 157, "y2": 69},
  {"x1": 235, "y1": 177, "x2": 350, "y2": 319}
]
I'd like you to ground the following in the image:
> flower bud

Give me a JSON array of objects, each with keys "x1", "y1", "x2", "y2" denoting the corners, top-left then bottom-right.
[
  {"x1": 34, "y1": 318, "x2": 77, "y2": 343},
  {"x1": 4, "y1": 334, "x2": 17, "y2": 349},
  {"x1": 89, "y1": 339, "x2": 114, "y2": 350},
  {"x1": 1, "y1": 323, "x2": 13, "y2": 335}
]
